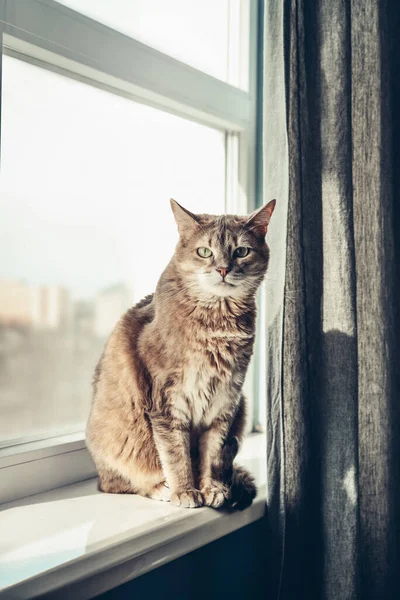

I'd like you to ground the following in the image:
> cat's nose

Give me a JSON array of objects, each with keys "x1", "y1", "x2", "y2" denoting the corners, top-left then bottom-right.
[{"x1": 216, "y1": 267, "x2": 231, "y2": 278}]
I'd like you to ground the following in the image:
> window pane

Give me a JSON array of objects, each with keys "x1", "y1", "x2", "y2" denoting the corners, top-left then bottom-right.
[
  {"x1": 56, "y1": 0, "x2": 241, "y2": 85},
  {"x1": 0, "y1": 55, "x2": 225, "y2": 444}
]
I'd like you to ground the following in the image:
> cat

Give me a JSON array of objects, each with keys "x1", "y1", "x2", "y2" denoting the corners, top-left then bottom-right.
[{"x1": 86, "y1": 198, "x2": 276, "y2": 510}]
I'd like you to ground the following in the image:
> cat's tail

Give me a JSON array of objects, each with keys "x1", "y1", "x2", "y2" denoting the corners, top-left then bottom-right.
[{"x1": 228, "y1": 464, "x2": 257, "y2": 511}]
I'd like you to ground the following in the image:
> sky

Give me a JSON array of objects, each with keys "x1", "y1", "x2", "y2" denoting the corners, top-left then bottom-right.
[{"x1": 0, "y1": 55, "x2": 225, "y2": 303}]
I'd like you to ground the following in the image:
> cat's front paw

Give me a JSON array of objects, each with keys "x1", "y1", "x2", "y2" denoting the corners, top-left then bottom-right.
[
  {"x1": 201, "y1": 483, "x2": 230, "y2": 508},
  {"x1": 170, "y1": 489, "x2": 203, "y2": 508},
  {"x1": 147, "y1": 481, "x2": 171, "y2": 502}
]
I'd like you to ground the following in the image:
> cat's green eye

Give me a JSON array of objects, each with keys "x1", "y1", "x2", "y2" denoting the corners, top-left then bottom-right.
[
  {"x1": 197, "y1": 247, "x2": 213, "y2": 258},
  {"x1": 234, "y1": 246, "x2": 250, "y2": 258}
]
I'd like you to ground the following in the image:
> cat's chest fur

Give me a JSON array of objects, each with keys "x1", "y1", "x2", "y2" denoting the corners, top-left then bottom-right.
[
  {"x1": 177, "y1": 328, "x2": 249, "y2": 428},
  {"x1": 144, "y1": 296, "x2": 254, "y2": 428},
  {"x1": 180, "y1": 347, "x2": 231, "y2": 427}
]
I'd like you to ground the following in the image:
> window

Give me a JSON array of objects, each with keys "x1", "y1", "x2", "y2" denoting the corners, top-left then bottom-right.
[
  {"x1": 0, "y1": 0, "x2": 259, "y2": 503},
  {"x1": 0, "y1": 55, "x2": 225, "y2": 443},
  {"x1": 56, "y1": 0, "x2": 250, "y2": 89}
]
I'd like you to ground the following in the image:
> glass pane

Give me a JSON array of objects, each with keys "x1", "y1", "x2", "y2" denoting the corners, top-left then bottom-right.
[
  {"x1": 0, "y1": 55, "x2": 225, "y2": 444},
  {"x1": 56, "y1": 0, "x2": 238, "y2": 85}
]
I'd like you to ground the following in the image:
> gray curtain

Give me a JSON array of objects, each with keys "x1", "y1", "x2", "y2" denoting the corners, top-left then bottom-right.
[{"x1": 263, "y1": 0, "x2": 400, "y2": 598}]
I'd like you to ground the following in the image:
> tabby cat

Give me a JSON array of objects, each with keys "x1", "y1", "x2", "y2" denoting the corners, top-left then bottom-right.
[{"x1": 86, "y1": 198, "x2": 276, "y2": 509}]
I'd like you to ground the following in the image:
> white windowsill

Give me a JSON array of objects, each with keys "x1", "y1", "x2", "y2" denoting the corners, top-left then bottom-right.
[{"x1": 0, "y1": 434, "x2": 266, "y2": 600}]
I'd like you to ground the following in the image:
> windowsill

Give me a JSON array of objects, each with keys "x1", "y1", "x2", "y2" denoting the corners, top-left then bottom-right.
[{"x1": 0, "y1": 434, "x2": 266, "y2": 599}]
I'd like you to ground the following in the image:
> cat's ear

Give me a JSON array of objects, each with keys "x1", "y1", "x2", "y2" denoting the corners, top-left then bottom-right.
[
  {"x1": 170, "y1": 198, "x2": 199, "y2": 237},
  {"x1": 245, "y1": 199, "x2": 276, "y2": 237}
]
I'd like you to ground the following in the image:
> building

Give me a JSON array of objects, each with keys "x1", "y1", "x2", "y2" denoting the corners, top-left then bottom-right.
[
  {"x1": 0, "y1": 280, "x2": 32, "y2": 327},
  {"x1": 0, "y1": 280, "x2": 72, "y2": 330},
  {"x1": 31, "y1": 285, "x2": 72, "y2": 330}
]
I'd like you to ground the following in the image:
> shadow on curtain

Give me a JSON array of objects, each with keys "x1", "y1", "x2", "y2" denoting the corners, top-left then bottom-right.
[{"x1": 264, "y1": 0, "x2": 400, "y2": 598}]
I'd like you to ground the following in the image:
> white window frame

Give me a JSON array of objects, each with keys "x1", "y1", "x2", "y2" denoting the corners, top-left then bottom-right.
[{"x1": 0, "y1": 0, "x2": 261, "y2": 505}]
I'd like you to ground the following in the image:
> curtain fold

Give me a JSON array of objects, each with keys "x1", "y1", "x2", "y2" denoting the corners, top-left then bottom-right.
[{"x1": 264, "y1": 0, "x2": 400, "y2": 598}]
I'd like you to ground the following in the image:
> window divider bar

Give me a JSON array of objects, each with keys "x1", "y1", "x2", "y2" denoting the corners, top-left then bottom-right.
[{"x1": 1, "y1": 0, "x2": 252, "y2": 132}]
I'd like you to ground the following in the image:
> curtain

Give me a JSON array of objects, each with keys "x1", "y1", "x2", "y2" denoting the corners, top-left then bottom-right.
[{"x1": 263, "y1": 1, "x2": 400, "y2": 598}]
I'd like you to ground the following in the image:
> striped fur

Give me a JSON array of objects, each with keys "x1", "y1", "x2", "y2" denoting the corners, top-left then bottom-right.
[{"x1": 86, "y1": 199, "x2": 275, "y2": 508}]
